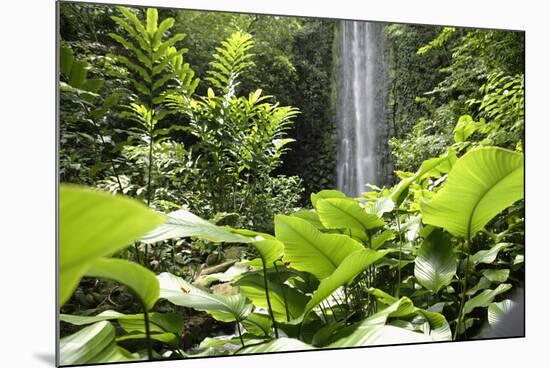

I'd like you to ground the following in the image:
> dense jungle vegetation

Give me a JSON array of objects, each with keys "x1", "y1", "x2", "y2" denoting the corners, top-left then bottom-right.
[{"x1": 58, "y1": 3, "x2": 524, "y2": 365}]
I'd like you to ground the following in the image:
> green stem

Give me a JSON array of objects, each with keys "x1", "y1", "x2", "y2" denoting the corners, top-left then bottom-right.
[
  {"x1": 146, "y1": 39, "x2": 155, "y2": 209},
  {"x1": 261, "y1": 258, "x2": 278, "y2": 338},
  {"x1": 332, "y1": 295, "x2": 345, "y2": 318},
  {"x1": 395, "y1": 211, "x2": 404, "y2": 298},
  {"x1": 144, "y1": 243, "x2": 149, "y2": 269},
  {"x1": 318, "y1": 303, "x2": 328, "y2": 323},
  {"x1": 453, "y1": 238, "x2": 471, "y2": 341},
  {"x1": 146, "y1": 126, "x2": 154, "y2": 208},
  {"x1": 88, "y1": 115, "x2": 125, "y2": 193},
  {"x1": 134, "y1": 243, "x2": 141, "y2": 265},
  {"x1": 273, "y1": 261, "x2": 290, "y2": 322},
  {"x1": 236, "y1": 321, "x2": 245, "y2": 348},
  {"x1": 325, "y1": 301, "x2": 338, "y2": 322},
  {"x1": 133, "y1": 295, "x2": 153, "y2": 361},
  {"x1": 171, "y1": 240, "x2": 175, "y2": 265},
  {"x1": 143, "y1": 307, "x2": 153, "y2": 361},
  {"x1": 344, "y1": 285, "x2": 350, "y2": 311}
]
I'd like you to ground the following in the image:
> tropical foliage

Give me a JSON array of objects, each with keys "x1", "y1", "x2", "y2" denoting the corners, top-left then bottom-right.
[{"x1": 58, "y1": 3, "x2": 524, "y2": 366}]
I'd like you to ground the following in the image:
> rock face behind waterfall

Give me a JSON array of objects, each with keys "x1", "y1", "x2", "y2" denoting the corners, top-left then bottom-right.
[{"x1": 336, "y1": 21, "x2": 392, "y2": 197}]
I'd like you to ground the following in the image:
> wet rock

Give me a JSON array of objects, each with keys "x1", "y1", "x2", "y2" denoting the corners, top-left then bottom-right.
[
  {"x1": 200, "y1": 260, "x2": 238, "y2": 276},
  {"x1": 224, "y1": 246, "x2": 245, "y2": 260},
  {"x1": 210, "y1": 282, "x2": 240, "y2": 296}
]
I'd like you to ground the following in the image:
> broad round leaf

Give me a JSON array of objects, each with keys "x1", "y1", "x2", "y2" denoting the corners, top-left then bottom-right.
[
  {"x1": 291, "y1": 209, "x2": 325, "y2": 229},
  {"x1": 157, "y1": 272, "x2": 252, "y2": 322},
  {"x1": 368, "y1": 288, "x2": 451, "y2": 341},
  {"x1": 85, "y1": 258, "x2": 160, "y2": 310},
  {"x1": 275, "y1": 215, "x2": 364, "y2": 280},
  {"x1": 231, "y1": 229, "x2": 283, "y2": 265},
  {"x1": 233, "y1": 270, "x2": 309, "y2": 321},
  {"x1": 329, "y1": 324, "x2": 433, "y2": 348},
  {"x1": 60, "y1": 321, "x2": 139, "y2": 365},
  {"x1": 421, "y1": 147, "x2": 524, "y2": 239},
  {"x1": 488, "y1": 299, "x2": 515, "y2": 326},
  {"x1": 237, "y1": 337, "x2": 314, "y2": 354},
  {"x1": 471, "y1": 242, "x2": 512, "y2": 265},
  {"x1": 390, "y1": 151, "x2": 454, "y2": 205},
  {"x1": 60, "y1": 185, "x2": 165, "y2": 306},
  {"x1": 141, "y1": 209, "x2": 251, "y2": 244},
  {"x1": 414, "y1": 229, "x2": 457, "y2": 293},
  {"x1": 463, "y1": 283, "x2": 512, "y2": 315},
  {"x1": 60, "y1": 310, "x2": 184, "y2": 336},
  {"x1": 301, "y1": 249, "x2": 389, "y2": 320},
  {"x1": 315, "y1": 198, "x2": 386, "y2": 240},
  {"x1": 310, "y1": 189, "x2": 346, "y2": 207}
]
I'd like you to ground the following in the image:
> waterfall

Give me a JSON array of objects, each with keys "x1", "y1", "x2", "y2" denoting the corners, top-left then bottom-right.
[{"x1": 336, "y1": 21, "x2": 389, "y2": 197}]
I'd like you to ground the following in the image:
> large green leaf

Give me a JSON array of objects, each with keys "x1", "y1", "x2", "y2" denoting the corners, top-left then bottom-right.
[
  {"x1": 454, "y1": 115, "x2": 480, "y2": 143},
  {"x1": 368, "y1": 288, "x2": 451, "y2": 341},
  {"x1": 60, "y1": 321, "x2": 139, "y2": 366},
  {"x1": 157, "y1": 272, "x2": 252, "y2": 322},
  {"x1": 236, "y1": 337, "x2": 314, "y2": 354},
  {"x1": 69, "y1": 60, "x2": 89, "y2": 89},
  {"x1": 291, "y1": 210, "x2": 324, "y2": 229},
  {"x1": 275, "y1": 215, "x2": 364, "y2": 279},
  {"x1": 364, "y1": 196, "x2": 395, "y2": 217},
  {"x1": 466, "y1": 277, "x2": 492, "y2": 296},
  {"x1": 488, "y1": 299, "x2": 515, "y2": 326},
  {"x1": 301, "y1": 249, "x2": 388, "y2": 320},
  {"x1": 141, "y1": 209, "x2": 251, "y2": 244},
  {"x1": 242, "y1": 313, "x2": 273, "y2": 337},
  {"x1": 60, "y1": 310, "x2": 128, "y2": 325},
  {"x1": 85, "y1": 258, "x2": 160, "y2": 310},
  {"x1": 60, "y1": 310, "x2": 184, "y2": 336},
  {"x1": 414, "y1": 229, "x2": 457, "y2": 293},
  {"x1": 482, "y1": 269, "x2": 510, "y2": 283},
  {"x1": 328, "y1": 324, "x2": 433, "y2": 348},
  {"x1": 310, "y1": 189, "x2": 346, "y2": 207},
  {"x1": 471, "y1": 242, "x2": 512, "y2": 265},
  {"x1": 231, "y1": 229, "x2": 283, "y2": 265},
  {"x1": 233, "y1": 270, "x2": 309, "y2": 321},
  {"x1": 60, "y1": 46, "x2": 74, "y2": 77},
  {"x1": 117, "y1": 332, "x2": 177, "y2": 344},
  {"x1": 421, "y1": 147, "x2": 524, "y2": 239},
  {"x1": 391, "y1": 150, "x2": 455, "y2": 205},
  {"x1": 60, "y1": 185, "x2": 165, "y2": 306},
  {"x1": 315, "y1": 198, "x2": 385, "y2": 240},
  {"x1": 463, "y1": 283, "x2": 512, "y2": 315},
  {"x1": 371, "y1": 230, "x2": 396, "y2": 250}
]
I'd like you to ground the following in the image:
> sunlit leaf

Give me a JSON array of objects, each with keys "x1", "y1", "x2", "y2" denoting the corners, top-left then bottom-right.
[
  {"x1": 482, "y1": 269, "x2": 509, "y2": 283},
  {"x1": 329, "y1": 324, "x2": 433, "y2": 348},
  {"x1": 85, "y1": 258, "x2": 160, "y2": 310},
  {"x1": 301, "y1": 249, "x2": 389, "y2": 320},
  {"x1": 471, "y1": 243, "x2": 512, "y2": 265},
  {"x1": 275, "y1": 215, "x2": 364, "y2": 279},
  {"x1": 157, "y1": 272, "x2": 252, "y2": 322},
  {"x1": 463, "y1": 283, "x2": 512, "y2": 315},
  {"x1": 421, "y1": 147, "x2": 523, "y2": 239},
  {"x1": 236, "y1": 337, "x2": 314, "y2": 354},
  {"x1": 60, "y1": 321, "x2": 139, "y2": 365},
  {"x1": 315, "y1": 198, "x2": 385, "y2": 240},
  {"x1": 488, "y1": 299, "x2": 515, "y2": 326},
  {"x1": 141, "y1": 209, "x2": 251, "y2": 244},
  {"x1": 231, "y1": 229, "x2": 283, "y2": 265},
  {"x1": 60, "y1": 185, "x2": 165, "y2": 306},
  {"x1": 233, "y1": 270, "x2": 309, "y2": 321}
]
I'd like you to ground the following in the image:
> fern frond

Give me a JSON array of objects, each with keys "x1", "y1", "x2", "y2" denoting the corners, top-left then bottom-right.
[{"x1": 206, "y1": 31, "x2": 255, "y2": 94}]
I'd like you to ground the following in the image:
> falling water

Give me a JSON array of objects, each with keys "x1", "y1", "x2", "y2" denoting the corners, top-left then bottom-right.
[{"x1": 336, "y1": 21, "x2": 389, "y2": 197}]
